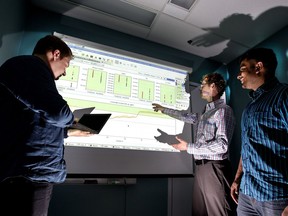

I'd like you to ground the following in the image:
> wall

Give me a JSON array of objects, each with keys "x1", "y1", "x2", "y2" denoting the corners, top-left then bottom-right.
[{"x1": 0, "y1": 0, "x2": 26, "y2": 64}]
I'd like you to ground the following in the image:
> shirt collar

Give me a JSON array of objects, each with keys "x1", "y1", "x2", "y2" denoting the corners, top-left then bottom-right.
[
  {"x1": 249, "y1": 77, "x2": 279, "y2": 100},
  {"x1": 205, "y1": 99, "x2": 225, "y2": 111}
]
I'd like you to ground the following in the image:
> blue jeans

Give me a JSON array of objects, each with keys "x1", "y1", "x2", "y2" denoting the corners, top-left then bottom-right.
[{"x1": 237, "y1": 192, "x2": 288, "y2": 216}]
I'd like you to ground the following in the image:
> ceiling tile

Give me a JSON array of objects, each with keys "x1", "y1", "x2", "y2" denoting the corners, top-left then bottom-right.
[
  {"x1": 67, "y1": 0, "x2": 156, "y2": 27},
  {"x1": 162, "y1": 3, "x2": 190, "y2": 20},
  {"x1": 63, "y1": 6, "x2": 151, "y2": 37}
]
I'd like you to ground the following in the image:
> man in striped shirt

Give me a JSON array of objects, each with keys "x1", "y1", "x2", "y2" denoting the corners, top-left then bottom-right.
[
  {"x1": 153, "y1": 73, "x2": 236, "y2": 216},
  {"x1": 231, "y1": 48, "x2": 288, "y2": 216}
]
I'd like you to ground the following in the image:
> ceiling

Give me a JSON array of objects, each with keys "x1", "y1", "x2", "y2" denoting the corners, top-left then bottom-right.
[{"x1": 30, "y1": 0, "x2": 288, "y2": 64}]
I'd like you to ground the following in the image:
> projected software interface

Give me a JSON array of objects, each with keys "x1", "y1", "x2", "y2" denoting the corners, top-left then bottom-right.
[{"x1": 56, "y1": 34, "x2": 191, "y2": 152}]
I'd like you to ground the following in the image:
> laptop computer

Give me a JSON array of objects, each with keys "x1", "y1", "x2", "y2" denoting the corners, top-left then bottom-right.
[
  {"x1": 72, "y1": 107, "x2": 95, "y2": 120},
  {"x1": 72, "y1": 113, "x2": 111, "y2": 134},
  {"x1": 71, "y1": 107, "x2": 111, "y2": 134}
]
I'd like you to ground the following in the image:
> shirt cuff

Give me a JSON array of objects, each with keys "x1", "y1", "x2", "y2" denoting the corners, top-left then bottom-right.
[{"x1": 187, "y1": 143, "x2": 195, "y2": 154}]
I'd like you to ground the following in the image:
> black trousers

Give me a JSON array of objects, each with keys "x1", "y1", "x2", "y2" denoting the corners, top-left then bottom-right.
[
  {"x1": 0, "y1": 177, "x2": 53, "y2": 216},
  {"x1": 192, "y1": 160, "x2": 237, "y2": 216}
]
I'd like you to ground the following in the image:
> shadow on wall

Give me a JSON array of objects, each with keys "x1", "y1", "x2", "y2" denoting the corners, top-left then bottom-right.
[{"x1": 188, "y1": 6, "x2": 288, "y2": 64}]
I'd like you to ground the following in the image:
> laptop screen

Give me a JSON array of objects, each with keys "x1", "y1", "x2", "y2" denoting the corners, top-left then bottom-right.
[{"x1": 75, "y1": 113, "x2": 111, "y2": 134}]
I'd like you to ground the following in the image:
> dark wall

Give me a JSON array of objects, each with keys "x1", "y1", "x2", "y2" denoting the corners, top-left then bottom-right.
[
  {"x1": 0, "y1": 0, "x2": 26, "y2": 64},
  {"x1": 49, "y1": 178, "x2": 168, "y2": 216}
]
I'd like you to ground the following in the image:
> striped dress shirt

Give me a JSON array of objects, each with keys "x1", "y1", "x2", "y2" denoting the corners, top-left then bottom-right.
[
  {"x1": 163, "y1": 99, "x2": 235, "y2": 160},
  {"x1": 240, "y1": 77, "x2": 288, "y2": 201}
]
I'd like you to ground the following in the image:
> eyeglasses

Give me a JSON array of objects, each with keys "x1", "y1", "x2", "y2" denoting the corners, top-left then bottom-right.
[{"x1": 200, "y1": 82, "x2": 209, "y2": 88}]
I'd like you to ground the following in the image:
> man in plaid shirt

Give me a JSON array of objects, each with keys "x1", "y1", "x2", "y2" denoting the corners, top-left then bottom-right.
[{"x1": 153, "y1": 72, "x2": 236, "y2": 216}]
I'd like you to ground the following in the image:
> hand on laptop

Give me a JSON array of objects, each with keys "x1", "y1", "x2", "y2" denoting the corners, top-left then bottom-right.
[{"x1": 67, "y1": 129, "x2": 93, "y2": 137}]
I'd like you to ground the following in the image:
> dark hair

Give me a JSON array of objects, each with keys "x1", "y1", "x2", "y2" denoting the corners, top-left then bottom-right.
[
  {"x1": 239, "y1": 48, "x2": 277, "y2": 76},
  {"x1": 201, "y1": 73, "x2": 226, "y2": 97},
  {"x1": 32, "y1": 35, "x2": 73, "y2": 59}
]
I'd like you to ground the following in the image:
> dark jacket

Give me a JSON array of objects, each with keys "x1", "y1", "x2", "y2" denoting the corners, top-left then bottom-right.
[{"x1": 0, "y1": 55, "x2": 74, "y2": 183}]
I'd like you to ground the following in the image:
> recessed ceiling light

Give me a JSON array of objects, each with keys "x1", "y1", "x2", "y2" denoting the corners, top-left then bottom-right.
[{"x1": 169, "y1": 0, "x2": 197, "y2": 10}]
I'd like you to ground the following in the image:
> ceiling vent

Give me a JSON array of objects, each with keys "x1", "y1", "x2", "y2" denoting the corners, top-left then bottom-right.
[{"x1": 169, "y1": 0, "x2": 197, "y2": 10}]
